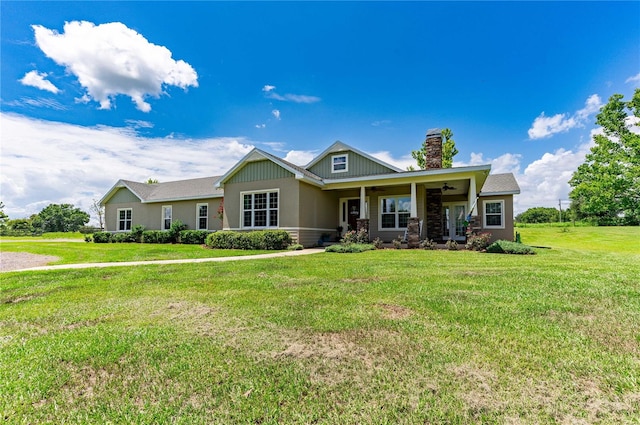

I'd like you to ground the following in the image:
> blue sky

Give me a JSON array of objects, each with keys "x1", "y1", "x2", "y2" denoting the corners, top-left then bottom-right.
[{"x1": 1, "y1": 1, "x2": 639, "y2": 221}]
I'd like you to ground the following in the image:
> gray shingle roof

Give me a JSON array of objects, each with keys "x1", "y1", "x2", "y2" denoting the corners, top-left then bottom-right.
[
  {"x1": 123, "y1": 176, "x2": 223, "y2": 202},
  {"x1": 480, "y1": 173, "x2": 520, "y2": 195}
]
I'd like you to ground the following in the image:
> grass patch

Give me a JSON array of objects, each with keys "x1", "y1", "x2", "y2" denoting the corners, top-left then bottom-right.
[
  {"x1": 516, "y1": 225, "x2": 640, "y2": 254},
  {"x1": 1, "y1": 227, "x2": 639, "y2": 422},
  {"x1": 0, "y1": 242, "x2": 278, "y2": 265}
]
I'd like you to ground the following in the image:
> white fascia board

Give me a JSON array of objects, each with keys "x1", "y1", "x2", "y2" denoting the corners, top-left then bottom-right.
[
  {"x1": 480, "y1": 190, "x2": 521, "y2": 196},
  {"x1": 322, "y1": 164, "x2": 491, "y2": 186},
  {"x1": 99, "y1": 180, "x2": 144, "y2": 205},
  {"x1": 142, "y1": 194, "x2": 224, "y2": 204}
]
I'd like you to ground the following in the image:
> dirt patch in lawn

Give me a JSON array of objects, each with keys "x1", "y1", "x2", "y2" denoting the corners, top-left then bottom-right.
[{"x1": 0, "y1": 251, "x2": 60, "y2": 272}]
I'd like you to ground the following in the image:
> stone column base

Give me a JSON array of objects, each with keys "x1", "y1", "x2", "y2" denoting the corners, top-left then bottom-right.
[{"x1": 407, "y1": 217, "x2": 420, "y2": 249}]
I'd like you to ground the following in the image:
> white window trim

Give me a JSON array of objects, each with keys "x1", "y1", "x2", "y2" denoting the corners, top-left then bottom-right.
[
  {"x1": 196, "y1": 203, "x2": 208, "y2": 230},
  {"x1": 116, "y1": 208, "x2": 132, "y2": 232},
  {"x1": 240, "y1": 189, "x2": 280, "y2": 229},
  {"x1": 483, "y1": 200, "x2": 505, "y2": 229},
  {"x1": 162, "y1": 205, "x2": 172, "y2": 231},
  {"x1": 331, "y1": 153, "x2": 349, "y2": 173},
  {"x1": 378, "y1": 194, "x2": 412, "y2": 231}
]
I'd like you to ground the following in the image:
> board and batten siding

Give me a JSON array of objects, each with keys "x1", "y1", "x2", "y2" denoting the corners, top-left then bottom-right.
[
  {"x1": 226, "y1": 160, "x2": 294, "y2": 184},
  {"x1": 307, "y1": 150, "x2": 396, "y2": 179}
]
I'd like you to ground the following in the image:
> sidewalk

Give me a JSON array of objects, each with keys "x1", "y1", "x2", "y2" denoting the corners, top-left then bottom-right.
[{"x1": 6, "y1": 248, "x2": 326, "y2": 273}]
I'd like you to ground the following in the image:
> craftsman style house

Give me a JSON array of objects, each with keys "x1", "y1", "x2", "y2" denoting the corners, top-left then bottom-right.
[{"x1": 101, "y1": 129, "x2": 520, "y2": 247}]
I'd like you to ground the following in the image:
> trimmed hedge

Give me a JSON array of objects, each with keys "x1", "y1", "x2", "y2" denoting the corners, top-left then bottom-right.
[
  {"x1": 92, "y1": 231, "x2": 112, "y2": 243},
  {"x1": 179, "y1": 230, "x2": 210, "y2": 245},
  {"x1": 486, "y1": 240, "x2": 536, "y2": 255},
  {"x1": 206, "y1": 230, "x2": 292, "y2": 250},
  {"x1": 142, "y1": 230, "x2": 173, "y2": 244}
]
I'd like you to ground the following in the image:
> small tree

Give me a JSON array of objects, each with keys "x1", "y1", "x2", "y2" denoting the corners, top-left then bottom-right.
[
  {"x1": 569, "y1": 89, "x2": 640, "y2": 225},
  {"x1": 90, "y1": 199, "x2": 105, "y2": 230},
  {"x1": 37, "y1": 203, "x2": 90, "y2": 232},
  {"x1": 411, "y1": 127, "x2": 458, "y2": 169},
  {"x1": 515, "y1": 207, "x2": 560, "y2": 224}
]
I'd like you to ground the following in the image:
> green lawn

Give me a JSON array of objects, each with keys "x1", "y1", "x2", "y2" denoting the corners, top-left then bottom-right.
[
  {"x1": 1, "y1": 227, "x2": 639, "y2": 423},
  {"x1": 0, "y1": 241, "x2": 278, "y2": 265}
]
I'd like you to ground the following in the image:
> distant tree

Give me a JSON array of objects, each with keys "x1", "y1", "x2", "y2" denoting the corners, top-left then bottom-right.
[
  {"x1": 37, "y1": 203, "x2": 90, "y2": 232},
  {"x1": 90, "y1": 199, "x2": 105, "y2": 229},
  {"x1": 0, "y1": 201, "x2": 8, "y2": 228},
  {"x1": 569, "y1": 89, "x2": 640, "y2": 225},
  {"x1": 146, "y1": 178, "x2": 159, "y2": 184},
  {"x1": 516, "y1": 207, "x2": 560, "y2": 223},
  {"x1": 411, "y1": 128, "x2": 458, "y2": 169}
]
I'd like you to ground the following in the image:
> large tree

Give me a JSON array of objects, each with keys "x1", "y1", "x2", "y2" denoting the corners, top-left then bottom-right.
[
  {"x1": 569, "y1": 89, "x2": 640, "y2": 225},
  {"x1": 516, "y1": 207, "x2": 560, "y2": 224},
  {"x1": 411, "y1": 128, "x2": 459, "y2": 169},
  {"x1": 36, "y1": 203, "x2": 90, "y2": 232}
]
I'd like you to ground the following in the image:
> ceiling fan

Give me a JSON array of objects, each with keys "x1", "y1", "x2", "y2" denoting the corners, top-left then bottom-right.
[{"x1": 442, "y1": 182, "x2": 457, "y2": 191}]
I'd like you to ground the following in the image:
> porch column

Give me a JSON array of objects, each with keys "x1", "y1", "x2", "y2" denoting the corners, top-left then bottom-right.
[
  {"x1": 410, "y1": 182, "x2": 418, "y2": 217},
  {"x1": 360, "y1": 186, "x2": 366, "y2": 219},
  {"x1": 468, "y1": 175, "x2": 477, "y2": 215}
]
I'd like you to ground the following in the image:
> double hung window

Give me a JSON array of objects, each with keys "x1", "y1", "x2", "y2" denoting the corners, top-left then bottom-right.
[
  {"x1": 162, "y1": 206, "x2": 172, "y2": 230},
  {"x1": 332, "y1": 154, "x2": 348, "y2": 173},
  {"x1": 242, "y1": 191, "x2": 278, "y2": 228},
  {"x1": 197, "y1": 203, "x2": 208, "y2": 230},
  {"x1": 117, "y1": 208, "x2": 132, "y2": 231},
  {"x1": 380, "y1": 196, "x2": 411, "y2": 229},
  {"x1": 483, "y1": 200, "x2": 504, "y2": 228}
]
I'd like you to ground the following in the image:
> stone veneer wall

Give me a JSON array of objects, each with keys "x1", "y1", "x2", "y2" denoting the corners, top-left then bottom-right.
[
  {"x1": 426, "y1": 189, "x2": 443, "y2": 241},
  {"x1": 425, "y1": 129, "x2": 443, "y2": 170}
]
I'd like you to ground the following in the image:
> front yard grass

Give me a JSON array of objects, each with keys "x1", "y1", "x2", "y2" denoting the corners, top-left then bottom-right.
[
  {"x1": 0, "y1": 241, "x2": 278, "y2": 265},
  {"x1": 1, "y1": 228, "x2": 639, "y2": 423}
]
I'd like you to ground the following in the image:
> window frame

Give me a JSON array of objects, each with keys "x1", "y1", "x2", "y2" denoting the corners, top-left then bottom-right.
[
  {"x1": 379, "y1": 195, "x2": 412, "y2": 230},
  {"x1": 117, "y1": 208, "x2": 132, "y2": 231},
  {"x1": 240, "y1": 189, "x2": 279, "y2": 229},
  {"x1": 331, "y1": 154, "x2": 349, "y2": 173},
  {"x1": 162, "y1": 205, "x2": 173, "y2": 231},
  {"x1": 196, "y1": 203, "x2": 208, "y2": 230},
  {"x1": 483, "y1": 200, "x2": 505, "y2": 229}
]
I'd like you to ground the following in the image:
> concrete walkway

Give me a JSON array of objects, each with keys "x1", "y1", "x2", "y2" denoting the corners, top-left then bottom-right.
[{"x1": 6, "y1": 248, "x2": 326, "y2": 273}]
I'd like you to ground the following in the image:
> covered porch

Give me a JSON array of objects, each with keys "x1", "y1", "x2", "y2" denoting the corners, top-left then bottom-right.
[{"x1": 327, "y1": 166, "x2": 490, "y2": 247}]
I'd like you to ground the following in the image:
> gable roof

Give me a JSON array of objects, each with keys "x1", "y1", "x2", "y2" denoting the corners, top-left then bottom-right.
[
  {"x1": 304, "y1": 141, "x2": 403, "y2": 173},
  {"x1": 480, "y1": 173, "x2": 521, "y2": 196},
  {"x1": 101, "y1": 176, "x2": 223, "y2": 205},
  {"x1": 216, "y1": 148, "x2": 324, "y2": 187}
]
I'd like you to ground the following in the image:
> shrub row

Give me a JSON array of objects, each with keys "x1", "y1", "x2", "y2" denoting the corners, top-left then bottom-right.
[
  {"x1": 486, "y1": 240, "x2": 536, "y2": 255},
  {"x1": 92, "y1": 227, "x2": 210, "y2": 244},
  {"x1": 205, "y1": 230, "x2": 292, "y2": 250},
  {"x1": 325, "y1": 243, "x2": 375, "y2": 253}
]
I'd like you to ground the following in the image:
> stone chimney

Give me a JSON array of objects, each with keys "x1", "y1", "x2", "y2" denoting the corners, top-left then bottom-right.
[{"x1": 425, "y1": 128, "x2": 442, "y2": 170}]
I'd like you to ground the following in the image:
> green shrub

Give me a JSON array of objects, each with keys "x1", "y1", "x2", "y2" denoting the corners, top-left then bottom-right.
[
  {"x1": 84, "y1": 235, "x2": 93, "y2": 243},
  {"x1": 445, "y1": 239, "x2": 458, "y2": 251},
  {"x1": 341, "y1": 229, "x2": 369, "y2": 244},
  {"x1": 179, "y1": 230, "x2": 210, "y2": 245},
  {"x1": 168, "y1": 220, "x2": 188, "y2": 243},
  {"x1": 420, "y1": 239, "x2": 437, "y2": 250},
  {"x1": 288, "y1": 243, "x2": 304, "y2": 251},
  {"x1": 372, "y1": 237, "x2": 384, "y2": 249},
  {"x1": 79, "y1": 226, "x2": 102, "y2": 234},
  {"x1": 92, "y1": 232, "x2": 112, "y2": 243},
  {"x1": 486, "y1": 240, "x2": 536, "y2": 255},
  {"x1": 206, "y1": 230, "x2": 291, "y2": 250},
  {"x1": 465, "y1": 232, "x2": 492, "y2": 251},
  {"x1": 111, "y1": 232, "x2": 137, "y2": 243},
  {"x1": 131, "y1": 225, "x2": 145, "y2": 243},
  {"x1": 142, "y1": 230, "x2": 173, "y2": 244},
  {"x1": 325, "y1": 243, "x2": 375, "y2": 253}
]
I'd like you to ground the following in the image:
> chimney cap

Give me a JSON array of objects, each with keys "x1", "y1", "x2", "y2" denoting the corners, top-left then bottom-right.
[{"x1": 426, "y1": 128, "x2": 442, "y2": 137}]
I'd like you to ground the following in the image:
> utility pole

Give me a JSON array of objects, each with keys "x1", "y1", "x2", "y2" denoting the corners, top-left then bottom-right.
[{"x1": 558, "y1": 199, "x2": 562, "y2": 223}]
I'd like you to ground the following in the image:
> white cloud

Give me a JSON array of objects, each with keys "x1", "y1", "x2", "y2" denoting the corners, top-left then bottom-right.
[
  {"x1": 626, "y1": 72, "x2": 640, "y2": 83},
  {"x1": 283, "y1": 150, "x2": 316, "y2": 166},
  {"x1": 255, "y1": 123, "x2": 266, "y2": 129},
  {"x1": 528, "y1": 94, "x2": 602, "y2": 139},
  {"x1": 272, "y1": 109, "x2": 281, "y2": 120},
  {"x1": 6, "y1": 97, "x2": 67, "y2": 110},
  {"x1": 0, "y1": 113, "x2": 252, "y2": 222},
  {"x1": 19, "y1": 70, "x2": 60, "y2": 93},
  {"x1": 262, "y1": 85, "x2": 321, "y2": 104},
  {"x1": 32, "y1": 21, "x2": 198, "y2": 112},
  {"x1": 371, "y1": 120, "x2": 391, "y2": 127}
]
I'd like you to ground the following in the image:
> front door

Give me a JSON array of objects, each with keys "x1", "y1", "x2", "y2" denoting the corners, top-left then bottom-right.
[
  {"x1": 347, "y1": 199, "x2": 360, "y2": 231},
  {"x1": 442, "y1": 203, "x2": 466, "y2": 241}
]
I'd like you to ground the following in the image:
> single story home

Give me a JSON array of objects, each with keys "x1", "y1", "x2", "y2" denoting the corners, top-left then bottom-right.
[{"x1": 101, "y1": 129, "x2": 520, "y2": 247}]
